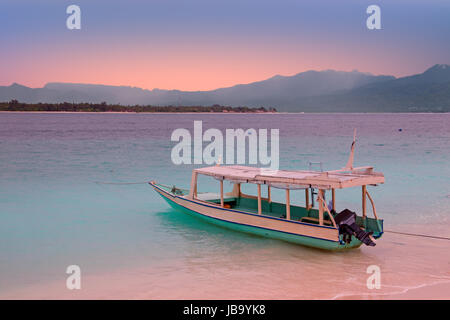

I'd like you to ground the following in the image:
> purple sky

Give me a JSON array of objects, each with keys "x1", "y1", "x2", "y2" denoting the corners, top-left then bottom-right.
[{"x1": 1, "y1": 0, "x2": 449, "y2": 90}]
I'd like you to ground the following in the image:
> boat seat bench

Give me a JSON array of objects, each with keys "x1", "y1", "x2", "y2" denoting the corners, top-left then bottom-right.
[
  {"x1": 299, "y1": 216, "x2": 333, "y2": 226},
  {"x1": 196, "y1": 193, "x2": 236, "y2": 202}
]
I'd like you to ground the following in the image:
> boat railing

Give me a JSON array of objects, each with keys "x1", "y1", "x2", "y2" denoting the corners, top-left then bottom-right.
[
  {"x1": 155, "y1": 182, "x2": 190, "y2": 195},
  {"x1": 365, "y1": 189, "x2": 378, "y2": 220},
  {"x1": 317, "y1": 193, "x2": 337, "y2": 228}
]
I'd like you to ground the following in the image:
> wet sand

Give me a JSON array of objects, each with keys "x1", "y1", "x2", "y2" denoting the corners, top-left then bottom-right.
[
  {"x1": 1, "y1": 230, "x2": 449, "y2": 300},
  {"x1": 338, "y1": 282, "x2": 450, "y2": 300},
  {"x1": 383, "y1": 282, "x2": 450, "y2": 300}
]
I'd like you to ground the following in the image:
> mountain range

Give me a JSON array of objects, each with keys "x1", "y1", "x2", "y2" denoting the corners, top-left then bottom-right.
[{"x1": 1, "y1": 64, "x2": 449, "y2": 112}]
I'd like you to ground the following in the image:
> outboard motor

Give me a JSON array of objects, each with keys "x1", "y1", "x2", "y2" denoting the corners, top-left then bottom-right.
[{"x1": 334, "y1": 209, "x2": 376, "y2": 246}]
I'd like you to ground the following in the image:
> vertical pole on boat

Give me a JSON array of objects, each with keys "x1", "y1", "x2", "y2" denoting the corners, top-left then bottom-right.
[
  {"x1": 189, "y1": 171, "x2": 198, "y2": 199},
  {"x1": 362, "y1": 185, "x2": 367, "y2": 217},
  {"x1": 305, "y1": 188, "x2": 310, "y2": 210},
  {"x1": 220, "y1": 179, "x2": 224, "y2": 207},
  {"x1": 332, "y1": 188, "x2": 336, "y2": 211},
  {"x1": 232, "y1": 183, "x2": 240, "y2": 197},
  {"x1": 318, "y1": 189, "x2": 324, "y2": 225},
  {"x1": 257, "y1": 184, "x2": 262, "y2": 214},
  {"x1": 286, "y1": 189, "x2": 291, "y2": 220},
  {"x1": 267, "y1": 185, "x2": 271, "y2": 203}
]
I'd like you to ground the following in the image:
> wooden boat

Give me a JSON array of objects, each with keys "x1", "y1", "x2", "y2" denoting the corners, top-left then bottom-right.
[{"x1": 150, "y1": 134, "x2": 385, "y2": 251}]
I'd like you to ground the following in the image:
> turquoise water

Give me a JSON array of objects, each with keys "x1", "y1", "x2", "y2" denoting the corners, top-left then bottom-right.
[{"x1": 0, "y1": 113, "x2": 449, "y2": 298}]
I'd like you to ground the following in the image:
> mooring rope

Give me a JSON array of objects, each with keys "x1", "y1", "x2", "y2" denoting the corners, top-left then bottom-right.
[
  {"x1": 94, "y1": 181, "x2": 150, "y2": 185},
  {"x1": 384, "y1": 230, "x2": 450, "y2": 241},
  {"x1": 94, "y1": 181, "x2": 191, "y2": 191}
]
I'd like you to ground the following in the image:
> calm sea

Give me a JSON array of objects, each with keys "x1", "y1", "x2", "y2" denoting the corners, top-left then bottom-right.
[{"x1": 0, "y1": 113, "x2": 449, "y2": 299}]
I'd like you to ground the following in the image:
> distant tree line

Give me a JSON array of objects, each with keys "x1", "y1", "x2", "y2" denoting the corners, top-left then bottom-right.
[{"x1": 0, "y1": 100, "x2": 277, "y2": 113}]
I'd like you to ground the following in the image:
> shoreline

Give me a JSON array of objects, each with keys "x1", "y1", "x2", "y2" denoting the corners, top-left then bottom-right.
[
  {"x1": 0, "y1": 111, "x2": 277, "y2": 114},
  {"x1": 1, "y1": 111, "x2": 449, "y2": 115}
]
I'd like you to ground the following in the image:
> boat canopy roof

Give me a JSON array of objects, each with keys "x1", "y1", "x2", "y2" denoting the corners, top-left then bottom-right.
[{"x1": 194, "y1": 165, "x2": 384, "y2": 190}]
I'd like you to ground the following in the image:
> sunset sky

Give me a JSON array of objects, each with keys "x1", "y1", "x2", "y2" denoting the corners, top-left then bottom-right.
[{"x1": 1, "y1": 0, "x2": 449, "y2": 91}]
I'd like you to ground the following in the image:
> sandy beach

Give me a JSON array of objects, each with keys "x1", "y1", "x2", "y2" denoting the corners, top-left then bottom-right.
[{"x1": 1, "y1": 230, "x2": 449, "y2": 300}]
